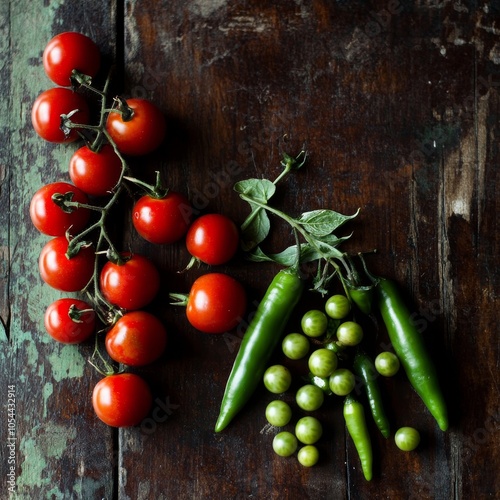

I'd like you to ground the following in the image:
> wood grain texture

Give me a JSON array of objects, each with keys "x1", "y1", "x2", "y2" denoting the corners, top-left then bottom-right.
[
  {"x1": 0, "y1": 1, "x2": 118, "y2": 499},
  {"x1": 1, "y1": 0, "x2": 499, "y2": 498}
]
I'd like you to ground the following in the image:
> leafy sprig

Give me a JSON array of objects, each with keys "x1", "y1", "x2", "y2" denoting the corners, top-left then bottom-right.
[
  {"x1": 239, "y1": 150, "x2": 306, "y2": 251},
  {"x1": 235, "y1": 151, "x2": 359, "y2": 294}
]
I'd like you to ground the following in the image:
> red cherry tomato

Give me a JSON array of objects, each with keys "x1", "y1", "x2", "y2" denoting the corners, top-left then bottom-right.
[
  {"x1": 132, "y1": 191, "x2": 193, "y2": 244},
  {"x1": 100, "y1": 253, "x2": 160, "y2": 310},
  {"x1": 92, "y1": 373, "x2": 153, "y2": 428},
  {"x1": 43, "y1": 32, "x2": 101, "y2": 87},
  {"x1": 30, "y1": 181, "x2": 91, "y2": 236},
  {"x1": 185, "y1": 273, "x2": 247, "y2": 334},
  {"x1": 38, "y1": 236, "x2": 94, "y2": 292},
  {"x1": 69, "y1": 144, "x2": 123, "y2": 197},
  {"x1": 105, "y1": 311, "x2": 167, "y2": 366},
  {"x1": 31, "y1": 87, "x2": 90, "y2": 143},
  {"x1": 186, "y1": 213, "x2": 239, "y2": 266},
  {"x1": 106, "y1": 98, "x2": 166, "y2": 156},
  {"x1": 44, "y1": 298, "x2": 96, "y2": 344}
]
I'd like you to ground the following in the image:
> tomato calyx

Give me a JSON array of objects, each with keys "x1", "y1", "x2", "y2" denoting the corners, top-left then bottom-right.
[
  {"x1": 60, "y1": 107, "x2": 87, "y2": 140},
  {"x1": 65, "y1": 232, "x2": 93, "y2": 260},
  {"x1": 68, "y1": 303, "x2": 94, "y2": 323},
  {"x1": 51, "y1": 191, "x2": 80, "y2": 214},
  {"x1": 87, "y1": 316, "x2": 125, "y2": 377},
  {"x1": 88, "y1": 346, "x2": 122, "y2": 377},
  {"x1": 52, "y1": 191, "x2": 104, "y2": 216},
  {"x1": 111, "y1": 95, "x2": 134, "y2": 121},
  {"x1": 70, "y1": 69, "x2": 94, "y2": 90},
  {"x1": 179, "y1": 255, "x2": 201, "y2": 274},
  {"x1": 104, "y1": 248, "x2": 132, "y2": 266}
]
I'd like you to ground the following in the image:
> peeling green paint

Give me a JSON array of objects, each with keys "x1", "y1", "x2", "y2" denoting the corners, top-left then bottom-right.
[
  {"x1": 73, "y1": 475, "x2": 107, "y2": 500},
  {"x1": 1, "y1": 1, "x2": 117, "y2": 498},
  {"x1": 17, "y1": 423, "x2": 77, "y2": 493},
  {"x1": 47, "y1": 345, "x2": 86, "y2": 382},
  {"x1": 23, "y1": 339, "x2": 40, "y2": 367},
  {"x1": 42, "y1": 382, "x2": 53, "y2": 419}
]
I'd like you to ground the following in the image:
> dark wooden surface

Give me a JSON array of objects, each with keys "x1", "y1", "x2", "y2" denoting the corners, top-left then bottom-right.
[{"x1": 1, "y1": 1, "x2": 499, "y2": 499}]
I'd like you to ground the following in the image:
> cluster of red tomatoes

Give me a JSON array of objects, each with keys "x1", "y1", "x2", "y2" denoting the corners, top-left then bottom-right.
[{"x1": 29, "y1": 32, "x2": 248, "y2": 428}]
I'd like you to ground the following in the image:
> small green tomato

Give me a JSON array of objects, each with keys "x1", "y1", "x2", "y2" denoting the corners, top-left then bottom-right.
[
  {"x1": 295, "y1": 416, "x2": 323, "y2": 444},
  {"x1": 336, "y1": 321, "x2": 363, "y2": 346},
  {"x1": 282, "y1": 332, "x2": 310, "y2": 360},
  {"x1": 325, "y1": 294, "x2": 351, "y2": 319},
  {"x1": 301, "y1": 310, "x2": 328, "y2": 338},
  {"x1": 272, "y1": 431, "x2": 298, "y2": 457},
  {"x1": 395, "y1": 426, "x2": 421, "y2": 451},
  {"x1": 329, "y1": 368, "x2": 356, "y2": 396},
  {"x1": 265, "y1": 400, "x2": 292, "y2": 427},
  {"x1": 375, "y1": 351, "x2": 400, "y2": 377},
  {"x1": 263, "y1": 365, "x2": 292, "y2": 394},
  {"x1": 296, "y1": 384, "x2": 324, "y2": 411},
  {"x1": 308, "y1": 348, "x2": 338, "y2": 378},
  {"x1": 297, "y1": 445, "x2": 320, "y2": 467}
]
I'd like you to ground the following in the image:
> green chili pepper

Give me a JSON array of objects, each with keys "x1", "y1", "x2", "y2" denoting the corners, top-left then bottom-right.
[
  {"x1": 353, "y1": 352, "x2": 390, "y2": 438},
  {"x1": 344, "y1": 255, "x2": 374, "y2": 315},
  {"x1": 346, "y1": 282, "x2": 374, "y2": 315},
  {"x1": 343, "y1": 394, "x2": 373, "y2": 481},
  {"x1": 375, "y1": 277, "x2": 448, "y2": 431},
  {"x1": 215, "y1": 268, "x2": 304, "y2": 432}
]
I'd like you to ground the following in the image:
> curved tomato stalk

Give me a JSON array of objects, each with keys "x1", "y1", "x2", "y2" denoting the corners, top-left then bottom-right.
[
  {"x1": 168, "y1": 293, "x2": 189, "y2": 307},
  {"x1": 88, "y1": 333, "x2": 122, "y2": 377},
  {"x1": 123, "y1": 170, "x2": 169, "y2": 199}
]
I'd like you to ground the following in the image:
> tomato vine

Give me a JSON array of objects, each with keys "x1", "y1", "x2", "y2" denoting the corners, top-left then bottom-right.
[{"x1": 31, "y1": 32, "x2": 182, "y2": 427}]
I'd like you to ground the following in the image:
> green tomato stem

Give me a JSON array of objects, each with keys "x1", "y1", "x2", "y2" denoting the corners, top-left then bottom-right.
[
  {"x1": 168, "y1": 293, "x2": 189, "y2": 307},
  {"x1": 240, "y1": 150, "x2": 306, "y2": 234},
  {"x1": 123, "y1": 170, "x2": 168, "y2": 199}
]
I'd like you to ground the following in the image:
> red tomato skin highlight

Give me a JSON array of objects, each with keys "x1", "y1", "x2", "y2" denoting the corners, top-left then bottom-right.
[
  {"x1": 106, "y1": 98, "x2": 166, "y2": 156},
  {"x1": 186, "y1": 213, "x2": 239, "y2": 265},
  {"x1": 186, "y1": 273, "x2": 247, "y2": 334},
  {"x1": 100, "y1": 253, "x2": 161, "y2": 310}
]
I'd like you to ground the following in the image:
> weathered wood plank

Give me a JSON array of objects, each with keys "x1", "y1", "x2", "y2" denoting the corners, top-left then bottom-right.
[
  {"x1": 0, "y1": 1, "x2": 118, "y2": 498},
  {"x1": 0, "y1": 0, "x2": 11, "y2": 342}
]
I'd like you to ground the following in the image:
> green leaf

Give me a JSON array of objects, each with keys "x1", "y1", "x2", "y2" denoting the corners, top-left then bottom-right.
[
  {"x1": 246, "y1": 245, "x2": 304, "y2": 266},
  {"x1": 316, "y1": 232, "x2": 353, "y2": 247},
  {"x1": 246, "y1": 237, "x2": 349, "y2": 267},
  {"x1": 234, "y1": 178, "x2": 276, "y2": 204},
  {"x1": 297, "y1": 209, "x2": 359, "y2": 237},
  {"x1": 240, "y1": 208, "x2": 271, "y2": 252},
  {"x1": 245, "y1": 246, "x2": 276, "y2": 263},
  {"x1": 236, "y1": 179, "x2": 277, "y2": 251}
]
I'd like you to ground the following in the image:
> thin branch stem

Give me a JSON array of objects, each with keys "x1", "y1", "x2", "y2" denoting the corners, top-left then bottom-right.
[{"x1": 240, "y1": 150, "x2": 306, "y2": 234}]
